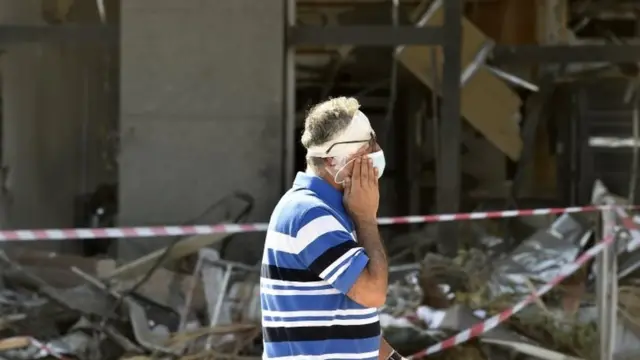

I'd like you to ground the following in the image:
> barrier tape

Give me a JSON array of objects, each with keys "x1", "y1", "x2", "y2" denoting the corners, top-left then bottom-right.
[
  {"x1": 376, "y1": 205, "x2": 609, "y2": 225},
  {"x1": 30, "y1": 338, "x2": 69, "y2": 360},
  {"x1": 0, "y1": 205, "x2": 616, "y2": 241},
  {"x1": 616, "y1": 207, "x2": 640, "y2": 233},
  {"x1": 408, "y1": 216, "x2": 617, "y2": 358},
  {"x1": 611, "y1": 208, "x2": 640, "y2": 252}
]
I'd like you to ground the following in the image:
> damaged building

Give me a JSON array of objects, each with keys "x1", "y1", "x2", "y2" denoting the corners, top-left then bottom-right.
[{"x1": 1, "y1": 0, "x2": 640, "y2": 359}]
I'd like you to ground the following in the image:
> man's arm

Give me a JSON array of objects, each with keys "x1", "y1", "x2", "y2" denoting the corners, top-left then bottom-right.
[
  {"x1": 379, "y1": 337, "x2": 394, "y2": 359},
  {"x1": 295, "y1": 208, "x2": 372, "y2": 297},
  {"x1": 346, "y1": 218, "x2": 388, "y2": 308}
]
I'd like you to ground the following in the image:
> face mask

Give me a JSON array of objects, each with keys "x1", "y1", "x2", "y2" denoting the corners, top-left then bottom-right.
[
  {"x1": 331, "y1": 157, "x2": 352, "y2": 185},
  {"x1": 367, "y1": 150, "x2": 386, "y2": 178},
  {"x1": 330, "y1": 150, "x2": 386, "y2": 184}
]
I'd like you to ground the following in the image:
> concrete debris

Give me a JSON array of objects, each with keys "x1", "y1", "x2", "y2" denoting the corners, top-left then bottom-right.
[
  {"x1": 377, "y1": 184, "x2": 640, "y2": 359},
  {"x1": 0, "y1": 243, "x2": 262, "y2": 360},
  {"x1": 486, "y1": 212, "x2": 593, "y2": 301},
  {"x1": 4, "y1": 184, "x2": 640, "y2": 360}
]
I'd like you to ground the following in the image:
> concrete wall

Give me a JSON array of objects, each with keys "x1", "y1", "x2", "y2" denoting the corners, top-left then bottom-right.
[
  {"x1": 118, "y1": 0, "x2": 284, "y2": 262},
  {"x1": 0, "y1": 0, "x2": 116, "y2": 252}
]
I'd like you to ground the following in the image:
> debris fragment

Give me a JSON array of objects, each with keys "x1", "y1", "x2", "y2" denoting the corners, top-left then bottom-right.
[{"x1": 0, "y1": 242, "x2": 261, "y2": 360}]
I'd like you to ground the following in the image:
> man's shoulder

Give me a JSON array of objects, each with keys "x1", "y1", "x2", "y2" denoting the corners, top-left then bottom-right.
[
  {"x1": 269, "y1": 190, "x2": 336, "y2": 231},
  {"x1": 281, "y1": 189, "x2": 333, "y2": 214}
]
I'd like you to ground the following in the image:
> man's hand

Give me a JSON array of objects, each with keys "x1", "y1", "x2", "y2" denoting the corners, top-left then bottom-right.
[
  {"x1": 341, "y1": 156, "x2": 388, "y2": 309},
  {"x1": 343, "y1": 156, "x2": 379, "y2": 223}
]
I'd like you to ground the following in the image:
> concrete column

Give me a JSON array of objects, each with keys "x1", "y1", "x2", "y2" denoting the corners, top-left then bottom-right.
[
  {"x1": 0, "y1": 1, "x2": 115, "y2": 253},
  {"x1": 0, "y1": 0, "x2": 43, "y2": 232},
  {"x1": 118, "y1": 0, "x2": 284, "y2": 262}
]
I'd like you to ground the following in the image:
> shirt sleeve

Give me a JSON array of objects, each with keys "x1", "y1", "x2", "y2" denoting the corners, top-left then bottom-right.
[{"x1": 295, "y1": 206, "x2": 369, "y2": 295}]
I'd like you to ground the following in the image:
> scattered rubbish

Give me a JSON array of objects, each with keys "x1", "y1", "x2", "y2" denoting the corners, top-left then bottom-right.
[
  {"x1": 375, "y1": 181, "x2": 640, "y2": 359},
  {"x1": 486, "y1": 213, "x2": 593, "y2": 301},
  {"x1": 1, "y1": 183, "x2": 639, "y2": 360},
  {"x1": 0, "y1": 234, "x2": 262, "y2": 360}
]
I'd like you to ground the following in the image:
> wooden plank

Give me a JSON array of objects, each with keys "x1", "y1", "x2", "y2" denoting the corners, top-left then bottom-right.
[
  {"x1": 397, "y1": 1, "x2": 523, "y2": 160},
  {"x1": 397, "y1": 50, "x2": 522, "y2": 159},
  {"x1": 465, "y1": 0, "x2": 538, "y2": 45},
  {"x1": 536, "y1": 0, "x2": 569, "y2": 45},
  {"x1": 529, "y1": 0, "x2": 566, "y2": 196},
  {"x1": 0, "y1": 337, "x2": 30, "y2": 351},
  {"x1": 102, "y1": 233, "x2": 230, "y2": 281}
]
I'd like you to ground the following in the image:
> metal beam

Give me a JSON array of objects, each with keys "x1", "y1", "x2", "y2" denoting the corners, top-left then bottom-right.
[
  {"x1": 494, "y1": 44, "x2": 640, "y2": 64},
  {"x1": 0, "y1": 25, "x2": 117, "y2": 45},
  {"x1": 437, "y1": 0, "x2": 462, "y2": 256},
  {"x1": 288, "y1": 26, "x2": 443, "y2": 46}
]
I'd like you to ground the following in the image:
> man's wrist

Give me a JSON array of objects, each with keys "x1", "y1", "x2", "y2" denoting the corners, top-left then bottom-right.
[{"x1": 353, "y1": 216, "x2": 378, "y2": 227}]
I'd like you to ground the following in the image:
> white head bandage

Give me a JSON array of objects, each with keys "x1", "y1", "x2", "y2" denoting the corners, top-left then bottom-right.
[{"x1": 306, "y1": 110, "x2": 374, "y2": 158}]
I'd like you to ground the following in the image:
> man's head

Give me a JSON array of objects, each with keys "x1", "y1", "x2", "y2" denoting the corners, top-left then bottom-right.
[{"x1": 301, "y1": 97, "x2": 384, "y2": 189}]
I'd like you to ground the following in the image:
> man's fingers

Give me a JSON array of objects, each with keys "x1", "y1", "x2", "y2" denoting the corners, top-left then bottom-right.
[
  {"x1": 367, "y1": 158, "x2": 377, "y2": 186},
  {"x1": 360, "y1": 157, "x2": 368, "y2": 186},
  {"x1": 373, "y1": 166, "x2": 379, "y2": 186},
  {"x1": 352, "y1": 157, "x2": 362, "y2": 183},
  {"x1": 344, "y1": 177, "x2": 351, "y2": 196}
]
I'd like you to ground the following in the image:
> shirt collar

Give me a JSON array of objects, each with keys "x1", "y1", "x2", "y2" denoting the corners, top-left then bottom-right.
[{"x1": 293, "y1": 172, "x2": 344, "y2": 211}]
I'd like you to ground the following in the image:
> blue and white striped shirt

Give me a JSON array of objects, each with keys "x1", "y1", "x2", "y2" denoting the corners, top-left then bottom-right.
[{"x1": 261, "y1": 172, "x2": 380, "y2": 360}]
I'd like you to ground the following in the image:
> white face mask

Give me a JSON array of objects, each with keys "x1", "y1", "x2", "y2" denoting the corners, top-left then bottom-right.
[
  {"x1": 330, "y1": 157, "x2": 351, "y2": 185},
  {"x1": 368, "y1": 150, "x2": 386, "y2": 178},
  {"x1": 330, "y1": 150, "x2": 386, "y2": 184}
]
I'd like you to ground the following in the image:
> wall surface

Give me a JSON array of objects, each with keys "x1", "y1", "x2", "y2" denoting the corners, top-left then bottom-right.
[
  {"x1": 0, "y1": 0, "x2": 115, "y2": 252},
  {"x1": 118, "y1": 0, "x2": 284, "y2": 262}
]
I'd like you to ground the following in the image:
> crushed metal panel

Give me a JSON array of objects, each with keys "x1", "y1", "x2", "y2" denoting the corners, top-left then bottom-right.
[
  {"x1": 486, "y1": 213, "x2": 592, "y2": 299},
  {"x1": 396, "y1": 0, "x2": 523, "y2": 160}
]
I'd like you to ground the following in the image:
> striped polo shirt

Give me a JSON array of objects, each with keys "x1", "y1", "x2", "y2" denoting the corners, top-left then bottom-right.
[{"x1": 260, "y1": 172, "x2": 380, "y2": 359}]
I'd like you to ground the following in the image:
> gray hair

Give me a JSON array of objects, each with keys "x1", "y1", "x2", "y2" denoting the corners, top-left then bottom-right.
[{"x1": 301, "y1": 97, "x2": 360, "y2": 173}]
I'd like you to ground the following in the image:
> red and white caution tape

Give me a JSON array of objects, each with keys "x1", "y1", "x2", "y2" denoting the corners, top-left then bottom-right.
[
  {"x1": 608, "y1": 207, "x2": 640, "y2": 251},
  {"x1": 0, "y1": 223, "x2": 271, "y2": 241},
  {"x1": 375, "y1": 205, "x2": 611, "y2": 225},
  {"x1": 30, "y1": 338, "x2": 70, "y2": 360},
  {"x1": 0, "y1": 205, "x2": 621, "y2": 241},
  {"x1": 408, "y1": 228, "x2": 616, "y2": 358}
]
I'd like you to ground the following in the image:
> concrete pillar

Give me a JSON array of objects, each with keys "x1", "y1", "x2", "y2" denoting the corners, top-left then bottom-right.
[
  {"x1": 0, "y1": 1, "x2": 116, "y2": 253},
  {"x1": 0, "y1": 0, "x2": 44, "y2": 232},
  {"x1": 118, "y1": 0, "x2": 284, "y2": 262}
]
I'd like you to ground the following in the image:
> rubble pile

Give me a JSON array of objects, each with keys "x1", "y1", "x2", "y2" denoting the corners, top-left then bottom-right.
[
  {"x1": 0, "y1": 243, "x2": 262, "y2": 360},
  {"x1": 381, "y1": 207, "x2": 640, "y2": 360},
  {"x1": 3, "y1": 183, "x2": 640, "y2": 359}
]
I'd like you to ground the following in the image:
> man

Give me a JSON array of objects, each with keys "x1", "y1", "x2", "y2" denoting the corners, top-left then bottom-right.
[{"x1": 261, "y1": 97, "x2": 406, "y2": 359}]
